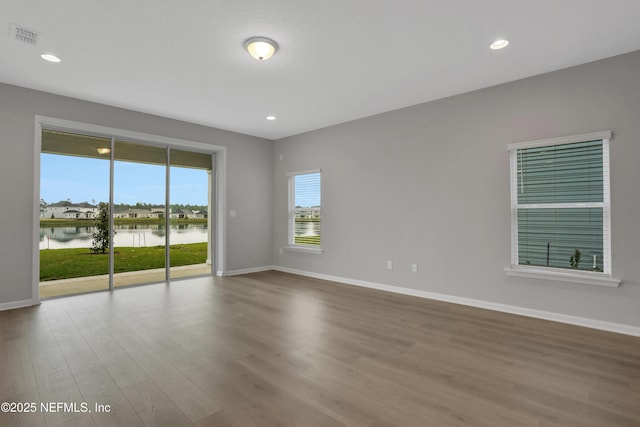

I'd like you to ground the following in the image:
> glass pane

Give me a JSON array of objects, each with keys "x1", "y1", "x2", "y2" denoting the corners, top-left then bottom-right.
[
  {"x1": 40, "y1": 130, "x2": 111, "y2": 297},
  {"x1": 517, "y1": 140, "x2": 603, "y2": 204},
  {"x1": 293, "y1": 173, "x2": 321, "y2": 246},
  {"x1": 518, "y1": 208, "x2": 603, "y2": 272},
  {"x1": 113, "y1": 141, "x2": 167, "y2": 287},
  {"x1": 169, "y1": 149, "x2": 212, "y2": 279}
]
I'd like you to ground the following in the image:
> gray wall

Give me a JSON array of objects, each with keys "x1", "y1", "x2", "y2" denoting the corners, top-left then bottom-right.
[
  {"x1": 3, "y1": 51, "x2": 639, "y2": 329},
  {"x1": 273, "y1": 50, "x2": 640, "y2": 328},
  {"x1": 0, "y1": 83, "x2": 273, "y2": 306}
]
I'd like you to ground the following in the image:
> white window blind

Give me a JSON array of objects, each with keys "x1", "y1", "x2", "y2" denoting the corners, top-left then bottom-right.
[
  {"x1": 288, "y1": 170, "x2": 321, "y2": 247},
  {"x1": 509, "y1": 131, "x2": 611, "y2": 275}
]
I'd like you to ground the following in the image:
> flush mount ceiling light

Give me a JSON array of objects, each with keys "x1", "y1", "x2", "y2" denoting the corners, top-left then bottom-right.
[
  {"x1": 490, "y1": 39, "x2": 510, "y2": 50},
  {"x1": 266, "y1": 115, "x2": 277, "y2": 121},
  {"x1": 40, "y1": 53, "x2": 61, "y2": 63},
  {"x1": 244, "y1": 37, "x2": 278, "y2": 61},
  {"x1": 97, "y1": 147, "x2": 111, "y2": 155}
]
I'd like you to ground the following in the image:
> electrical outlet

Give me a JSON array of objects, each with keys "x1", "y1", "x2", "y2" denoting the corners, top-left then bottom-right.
[
  {"x1": 386, "y1": 260, "x2": 393, "y2": 270},
  {"x1": 412, "y1": 263, "x2": 418, "y2": 273}
]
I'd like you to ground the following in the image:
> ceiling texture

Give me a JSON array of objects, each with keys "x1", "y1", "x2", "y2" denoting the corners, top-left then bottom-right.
[{"x1": 2, "y1": 0, "x2": 640, "y2": 140}]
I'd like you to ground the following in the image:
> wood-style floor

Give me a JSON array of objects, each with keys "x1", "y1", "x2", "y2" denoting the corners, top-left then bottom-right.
[{"x1": 1, "y1": 271, "x2": 639, "y2": 427}]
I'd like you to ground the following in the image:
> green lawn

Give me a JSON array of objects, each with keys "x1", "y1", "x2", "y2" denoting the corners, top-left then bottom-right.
[{"x1": 40, "y1": 242, "x2": 207, "y2": 281}]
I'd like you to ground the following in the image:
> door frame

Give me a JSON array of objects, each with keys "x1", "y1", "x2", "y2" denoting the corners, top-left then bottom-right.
[{"x1": 33, "y1": 115, "x2": 227, "y2": 304}]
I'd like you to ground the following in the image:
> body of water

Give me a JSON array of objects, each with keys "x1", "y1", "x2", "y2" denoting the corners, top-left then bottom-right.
[
  {"x1": 40, "y1": 224, "x2": 208, "y2": 250},
  {"x1": 295, "y1": 221, "x2": 320, "y2": 237}
]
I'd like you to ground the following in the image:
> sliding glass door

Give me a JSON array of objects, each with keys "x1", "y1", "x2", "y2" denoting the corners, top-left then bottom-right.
[
  {"x1": 39, "y1": 129, "x2": 215, "y2": 298},
  {"x1": 40, "y1": 130, "x2": 112, "y2": 297},
  {"x1": 169, "y1": 149, "x2": 213, "y2": 279},
  {"x1": 113, "y1": 141, "x2": 168, "y2": 288}
]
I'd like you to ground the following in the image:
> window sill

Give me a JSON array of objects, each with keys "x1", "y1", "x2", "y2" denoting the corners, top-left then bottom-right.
[
  {"x1": 505, "y1": 266, "x2": 621, "y2": 287},
  {"x1": 285, "y1": 245, "x2": 323, "y2": 254}
]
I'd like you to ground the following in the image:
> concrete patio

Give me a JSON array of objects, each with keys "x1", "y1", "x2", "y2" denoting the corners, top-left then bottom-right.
[{"x1": 39, "y1": 263, "x2": 212, "y2": 298}]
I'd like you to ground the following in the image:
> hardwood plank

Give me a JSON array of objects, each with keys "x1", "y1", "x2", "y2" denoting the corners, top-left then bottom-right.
[
  {"x1": 0, "y1": 338, "x2": 37, "y2": 401},
  {"x1": 129, "y1": 350, "x2": 222, "y2": 423},
  {"x1": 121, "y1": 379, "x2": 193, "y2": 427},
  {"x1": 258, "y1": 391, "x2": 348, "y2": 427},
  {"x1": 237, "y1": 352, "x2": 399, "y2": 426},
  {"x1": 38, "y1": 383, "x2": 96, "y2": 427},
  {"x1": 0, "y1": 270, "x2": 638, "y2": 426},
  {"x1": 194, "y1": 409, "x2": 244, "y2": 427},
  {"x1": 30, "y1": 347, "x2": 76, "y2": 393},
  {"x1": 0, "y1": 388, "x2": 46, "y2": 427},
  {"x1": 183, "y1": 366, "x2": 283, "y2": 427},
  {"x1": 75, "y1": 372, "x2": 144, "y2": 427}
]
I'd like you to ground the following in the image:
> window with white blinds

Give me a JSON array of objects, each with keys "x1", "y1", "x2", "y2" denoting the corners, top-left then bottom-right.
[
  {"x1": 509, "y1": 132, "x2": 611, "y2": 275},
  {"x1": 288, "y1": 170, "x2": 321, "y2": 248}
]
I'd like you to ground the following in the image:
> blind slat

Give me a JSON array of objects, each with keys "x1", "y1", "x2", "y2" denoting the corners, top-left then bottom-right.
[
  {"x1": 515, "y1": 139, "x2": 605, "y2": 272},
  {"x1": 518, "y1": 140, "x2": 604, "y2": 204}
]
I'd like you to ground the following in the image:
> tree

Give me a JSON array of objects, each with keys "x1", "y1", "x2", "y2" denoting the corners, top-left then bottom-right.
[
  {"x1": 91, "y1": 202, "x2": 115, "y2": 254},
  {"x1": 569, "y1": 249, "x2": 581, "y2": 269}
]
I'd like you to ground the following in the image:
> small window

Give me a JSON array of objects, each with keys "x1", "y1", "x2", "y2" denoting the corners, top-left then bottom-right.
[
  {"x1": 508, "y1": 131, "x2": 616, "y2": 283},
  {"x1": 288, "y1": 170, "x2": 321, "y2": 250}
]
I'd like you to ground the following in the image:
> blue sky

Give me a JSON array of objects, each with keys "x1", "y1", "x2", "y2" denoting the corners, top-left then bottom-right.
[
  {"x1": 294, "y1": 172, "x2": 321, "y2": 207},
  {"x1": 41, "y1": 154, "x2": 208, "y2": 205}
]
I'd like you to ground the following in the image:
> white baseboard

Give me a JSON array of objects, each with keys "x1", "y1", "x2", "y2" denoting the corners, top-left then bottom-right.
[
  {"x1": 271, "y1": 266, "x2": 640, "y2": 337},
  {"x1": 223, "y1": 265, "x2": 274, "y2": 277},
  {"x1": 6, "y1": 266, "x2": 635, "y2": 336},
  {"x1": 0, "y1": 298, "x2": 37, "y2": 312}
]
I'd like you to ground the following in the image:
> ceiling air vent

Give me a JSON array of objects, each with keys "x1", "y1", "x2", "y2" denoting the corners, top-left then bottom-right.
[{"x1": 10, "y1": 24, "x2": 40, "y2": 45}]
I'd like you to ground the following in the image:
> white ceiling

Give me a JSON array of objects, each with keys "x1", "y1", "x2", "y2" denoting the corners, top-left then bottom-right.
[{"x1": 2, "y1": 1, "x2": 640, "y2": 140}]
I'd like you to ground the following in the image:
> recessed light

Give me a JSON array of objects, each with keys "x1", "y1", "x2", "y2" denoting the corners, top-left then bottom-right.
[
  {"x1": 266, "y1": 115, "x2": 277, "y2": 121},
  {"x1": 490, "y1": 39, "x2": 510, "y2": 50},
  {"x1": 97, "y1": 147, "x2": 111, "y2": 155},
  {"x1": 41, "y1": 53, "x2": 61, "y2": 63}
]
